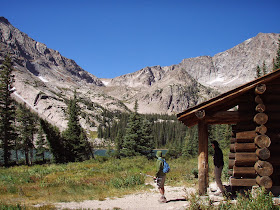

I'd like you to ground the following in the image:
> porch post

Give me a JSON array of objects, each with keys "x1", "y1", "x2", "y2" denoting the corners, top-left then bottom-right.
[{"x1": 198, "y1": 120, "x2": 209, "y2": 195}]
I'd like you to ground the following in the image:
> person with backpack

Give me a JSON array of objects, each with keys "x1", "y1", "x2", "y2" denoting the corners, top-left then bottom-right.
[{"x1": 155, "y1": 150, "x2": 170, "y2": 203}]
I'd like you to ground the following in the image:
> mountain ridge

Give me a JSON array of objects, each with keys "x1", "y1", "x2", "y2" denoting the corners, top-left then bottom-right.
[{"x1": 0, "y1": 16, "x2": 279, "y2": 133}]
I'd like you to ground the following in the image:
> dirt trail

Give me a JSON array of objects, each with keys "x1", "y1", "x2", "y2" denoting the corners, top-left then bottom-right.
[{"x1": 55, "y1": 184, "x2": 196, "y2": 210}]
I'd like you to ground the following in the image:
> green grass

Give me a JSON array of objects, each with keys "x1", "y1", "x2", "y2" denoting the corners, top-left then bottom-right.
[
  {"x1": 1, "y1": 154, "x2": 278, "y2": 209},
  {"x1": 185, "y1": 187, "x2": 279, "y2": 210},
  {"x1": 0, "y1": 156, "x2": 199, "y2": 207}
]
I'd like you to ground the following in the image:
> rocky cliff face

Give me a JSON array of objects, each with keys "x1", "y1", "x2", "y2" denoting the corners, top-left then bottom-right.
[
  {"x1": 105, "y1": 33, "x2": 278, "y2": 114},
  {"x1": 0, "y1": 16, "x2": 279, "y2": 132}
]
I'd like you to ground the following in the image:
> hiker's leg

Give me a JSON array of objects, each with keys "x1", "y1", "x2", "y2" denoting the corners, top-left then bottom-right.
[
  {"x1": 214, "y1": 166, "x2": 224, "y2": 193},
  {"x1": 159, "y1": 186, "x2": 165, "y2": 195}
]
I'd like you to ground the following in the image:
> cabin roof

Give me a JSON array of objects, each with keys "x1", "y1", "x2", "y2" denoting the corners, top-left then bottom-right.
[{"x1": 177, "y1": 69, "x2": 280, "y2": 127}]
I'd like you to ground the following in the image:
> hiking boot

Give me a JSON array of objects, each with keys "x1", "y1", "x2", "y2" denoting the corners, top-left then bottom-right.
[{"x1": 158, "y1": 196, "x2": 167, "y2": 203}]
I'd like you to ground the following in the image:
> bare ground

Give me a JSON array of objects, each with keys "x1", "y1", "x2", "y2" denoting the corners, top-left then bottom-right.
[{"x1": 55, "y1": 183, "x2": 197, "y2": 210}]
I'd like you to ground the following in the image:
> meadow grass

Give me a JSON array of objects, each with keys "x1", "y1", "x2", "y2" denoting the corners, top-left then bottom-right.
[
  {"x1": 1, "y1": 153, "x2": 277, "y2": 209},
  {"x1": 0, "y1": 156, "x2": 199, "y2": 207}
]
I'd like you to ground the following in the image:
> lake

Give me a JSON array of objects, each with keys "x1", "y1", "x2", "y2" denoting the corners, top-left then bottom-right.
[{"x1": 0, "y1": 149, "x2": 168, "y2": 164}]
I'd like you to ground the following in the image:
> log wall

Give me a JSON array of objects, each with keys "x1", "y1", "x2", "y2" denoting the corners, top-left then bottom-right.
[{"x1": 229, "y1": 81, "x2": 280, "y2": 189}]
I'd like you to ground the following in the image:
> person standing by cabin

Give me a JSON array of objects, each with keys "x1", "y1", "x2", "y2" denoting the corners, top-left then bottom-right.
[
  {"x1": 211, "y1": 140, "x2": 225, "y2": 195},
  {"x1": 155, "y1": 151, "x2": 167, "y2": 203}
]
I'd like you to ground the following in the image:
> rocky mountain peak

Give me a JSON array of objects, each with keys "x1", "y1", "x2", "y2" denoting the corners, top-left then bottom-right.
[
  {"x1": 0, "y1": 17, "x2": 10, "y2": 25},
  {"x1": 0, "y1": 17, "x2": 279, "y2": 133}
]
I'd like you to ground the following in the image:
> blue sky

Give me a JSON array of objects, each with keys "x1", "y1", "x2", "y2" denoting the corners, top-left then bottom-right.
[{"x1": 1, "y1": 0, "x2": 280, "y2": 78}]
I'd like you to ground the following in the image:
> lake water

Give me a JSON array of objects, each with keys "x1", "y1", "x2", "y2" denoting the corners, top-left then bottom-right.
[{"x1": 0, "y1": 149, "x2": 168, "y2": 164}]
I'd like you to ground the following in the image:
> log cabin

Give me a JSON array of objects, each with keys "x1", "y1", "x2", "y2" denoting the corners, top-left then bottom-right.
[{"x1": 177, "y1": 69, "x2": 280, "y2": 195}]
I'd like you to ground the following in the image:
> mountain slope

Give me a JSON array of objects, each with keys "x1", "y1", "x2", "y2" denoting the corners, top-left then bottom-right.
[{"x1": 0, "y1": 16, "x2": 279, "y2": 133}]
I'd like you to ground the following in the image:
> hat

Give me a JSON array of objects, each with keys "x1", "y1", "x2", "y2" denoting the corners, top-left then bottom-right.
[{"x1": 156, "y1": 151, "x2": 162, "y2": 158}]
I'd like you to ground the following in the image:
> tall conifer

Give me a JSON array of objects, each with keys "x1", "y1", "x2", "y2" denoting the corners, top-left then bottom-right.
[
  {"x1": 0, "y1": 55, "x2": 17, "y2": 167},
  {"x1": 121, "y1": 101, "x2": 142, "y2": 157},
  {"x1": 62, "y1": 90, "x2": 92, "y2": 162},
  {"x1": 16, "y1": 104, "x2": 36, "y2": 165},
  {"x1": 256, "y1": 65, "x2": 261, "y2": 78}
]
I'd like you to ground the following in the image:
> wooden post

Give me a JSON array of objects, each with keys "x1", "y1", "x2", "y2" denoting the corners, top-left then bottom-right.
[{"x1": 198, "y1": 120, "x2": 208, "y2": 195}]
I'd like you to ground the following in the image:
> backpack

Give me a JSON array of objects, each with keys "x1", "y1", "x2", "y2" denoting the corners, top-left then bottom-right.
[{"x1": 160, "y1": 158, "x2": 170, "y2": 173}]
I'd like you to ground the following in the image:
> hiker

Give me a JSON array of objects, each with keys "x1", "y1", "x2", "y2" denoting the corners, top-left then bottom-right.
[
  {"x1": 155, "y1": 151, "x2": 167, "y2": 203},
  {"x1": 211, "y1": 140, "x2": 225, "y2": 195}
]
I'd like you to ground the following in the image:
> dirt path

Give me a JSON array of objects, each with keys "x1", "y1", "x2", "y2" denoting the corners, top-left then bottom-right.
[{"x1": 55, "y1": 184, "x2": 196, "y2": 210}]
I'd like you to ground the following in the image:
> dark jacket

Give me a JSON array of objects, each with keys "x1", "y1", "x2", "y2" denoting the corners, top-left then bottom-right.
[{"x1": 213, "y1": 146, "x2": 224, "y2": 168}]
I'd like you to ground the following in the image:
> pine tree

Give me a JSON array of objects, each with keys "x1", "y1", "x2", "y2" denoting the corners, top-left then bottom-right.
[
  {"x1": 121, "y1": 101, "x2": 142, "y2": 157},
  {"x1": 273, "y1": 35, "x2": 280, "y2": 71},
  {"x1": 0, "y1": 55, "x2": 17, "y2": 167},
  {"x1": 40, "y1": 119, "x2": 66, "y2": 163},
  {"x1": 16, "y1": 104, "x2": 36, "y2": 165},
  {"x1": 114, "y1": 131, "x2": 123, "y2": 158},
  {"x1": 182, "y1": 127, "x2": 198, "y2": 157},
  {"x1": 182, "y1": 132, "x2": 192, "y2": 158},
  {"x1": 62, "y1": 91, "x2": 92, "y2": 162},
  {"x1": 139, "y1": 118, "x2": 154, "y2": 158},
  {"x1": 36, "y1": 124, "x2": 48, "y2": 163},
  {"x1": 120, "y1": 100, "x2": 153, "y2": 158},
  {"x1": 262, "y1": 61, "x2": 267, "y2": 75},
  {"x1": 256, "y1": 65, "x2": 261, "y2": 78}
]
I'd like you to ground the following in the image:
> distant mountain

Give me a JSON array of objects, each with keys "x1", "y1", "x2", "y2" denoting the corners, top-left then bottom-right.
[{"x1": 0, "y1": 16, "x2": 279, "y2": 133}]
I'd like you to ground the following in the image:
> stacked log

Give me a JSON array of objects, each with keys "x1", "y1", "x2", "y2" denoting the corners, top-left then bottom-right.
[
  {"x1": 229, "y1": 84, "x2": 273, "y2": 188},
  {"x1": 229, "y1": 130, "x2": 257, "y2": 186},
  {"x1": 253, "y1": 84, "x2": 273, "y2": 189}
]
